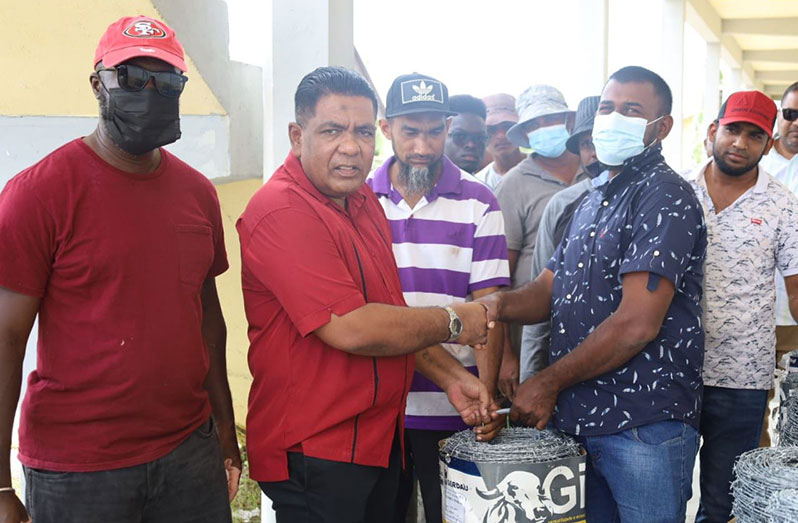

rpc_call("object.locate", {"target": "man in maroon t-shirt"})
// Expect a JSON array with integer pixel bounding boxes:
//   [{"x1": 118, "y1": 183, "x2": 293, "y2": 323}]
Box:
[
  {"x1": 238, "y1": 67, "x2": 501, "y2": 522},
  {"x1": 0, "y1": 16, "x2": 240, "y2": 523}
]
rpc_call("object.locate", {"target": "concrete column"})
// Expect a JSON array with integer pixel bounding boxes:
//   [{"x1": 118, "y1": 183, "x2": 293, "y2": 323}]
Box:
[
  {"x1": 660, "y1": 0, "x2": 686, "y2": 170},
  {"x1": 729, "y1": 67, "x2": 743, "y2": 92},
  {"x1": 704, "y1": 42, "x2": 721, "y2": 126},
  {"x1": 577, "y1": 0, "x2": 609, "y2": 93},
  {"x1": 264, "y1": 0, "x2": 355, "y2": 179}
]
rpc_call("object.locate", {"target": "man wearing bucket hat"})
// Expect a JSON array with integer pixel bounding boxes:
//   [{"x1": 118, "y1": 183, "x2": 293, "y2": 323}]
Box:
[
  {"x1": 479, "y1": 66, "x2": 707, "y2": 522},
  {"x1": 494, "y1": 85, "x2": 581, "y2": 385},
  {"x1": 476, "y1": 94, "x2": 526, "y2": 190},
  {"x1": 686, "y1": 90, "x2": 798, "y2": 523},
  {"x1": 519, "y1": 95, "x2": 602, "y2": 382},
  {"x1": 0, "y1": 15, "x2": 241, "y2": 523},
  {"x1": 369, "y1": 73, "x2": 509, "y2": 523}
]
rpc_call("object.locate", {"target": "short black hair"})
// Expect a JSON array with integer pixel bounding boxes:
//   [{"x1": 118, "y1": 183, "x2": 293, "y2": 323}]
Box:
[
  {"x1": 783, "y1": 81, "x2": 798, "y2": 103},
  {"x1": 294, "y1": 66, "x2": 378, "y2": 125},
  {"x1": 608, "y1": 66, "x2": 673, "y2": 116},
  {"x1": 449, "y1": 95, "x2": 487, "y2": 120}
]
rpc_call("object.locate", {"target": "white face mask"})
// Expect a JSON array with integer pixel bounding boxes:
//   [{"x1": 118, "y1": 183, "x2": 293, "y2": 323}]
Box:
[{"x1": 592, "y1": 112, "x2": 663, "y2": 166}]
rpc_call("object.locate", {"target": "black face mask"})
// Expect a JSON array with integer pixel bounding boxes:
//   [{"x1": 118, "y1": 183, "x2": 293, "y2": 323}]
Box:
[
  {"x1": 101, "y1": 85, "x2": 181, "y2": 155},
  {"x1": 584, "y1": 161, "x2": 604, "y2": 179}
]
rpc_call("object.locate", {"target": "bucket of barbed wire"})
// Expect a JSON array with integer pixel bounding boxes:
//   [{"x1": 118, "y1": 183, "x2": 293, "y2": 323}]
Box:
[{"x1": 439, "y1": 427, "x2": 587, "y2": 523}]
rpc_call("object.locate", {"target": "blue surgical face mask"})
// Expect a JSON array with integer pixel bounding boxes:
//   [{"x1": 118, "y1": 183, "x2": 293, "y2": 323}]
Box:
[
  {"x1": 592, "y1": 112, "x2": 664, "y2": 166},
  {"x1": 527, "y1": 124, "x2": 570, "y2": 158}
]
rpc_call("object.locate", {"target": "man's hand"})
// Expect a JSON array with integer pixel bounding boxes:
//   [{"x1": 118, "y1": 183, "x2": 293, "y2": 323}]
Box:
[
  {"x1": 509, "y1": 372, "x2": 561, "y2": 430},
  {"x1": 498, "y1": 346, "x2": 519, "y2": 400},
  {"x1": 449, "y1": 302, "x2": 490, "y2": 346},
  {"x1": 0, "y1": 491, "x2": 31, "y2": 523},
  {"x1": 224, "y1": 459, "x2": 242, "y2": 502},
  {"x1": 443, "y1": 373, "x2": 491, "y2": 427},
  {"x1": 216, "y1": 422, "x2": 243, "y2": 502},
  {"x1": 475, "y1": 400, "x2": 505, "y2": 442},
  {"x1": 474, "y1": 291, "x2": 501, "y2": 327}
]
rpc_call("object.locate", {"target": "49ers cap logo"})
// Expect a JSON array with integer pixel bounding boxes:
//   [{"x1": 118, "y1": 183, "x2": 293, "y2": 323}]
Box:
[{"x1": 123, "y1": 20, "x2": 167, "y2": 39}]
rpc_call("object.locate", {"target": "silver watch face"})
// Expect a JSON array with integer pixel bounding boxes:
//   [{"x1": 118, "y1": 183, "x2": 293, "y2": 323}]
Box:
[{"x1": 451, "y1": 317, "x2": 463, "y2": 337}]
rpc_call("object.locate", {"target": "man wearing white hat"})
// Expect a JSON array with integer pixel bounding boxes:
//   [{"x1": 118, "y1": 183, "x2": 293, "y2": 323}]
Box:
[{"x1": 494, "y1": 85, "x2": 582, "y2": 372}]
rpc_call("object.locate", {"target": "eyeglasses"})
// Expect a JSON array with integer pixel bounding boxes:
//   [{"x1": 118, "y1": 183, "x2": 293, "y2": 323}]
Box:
[
  {"x1": 98, "y1": 64, "x2": 188, "y2": 98},
  {"x1": 448, "y1": 131, "x2": 488, "y2": 147},
  {"x1": 783, "y1": 108, "x2": 798, "y2": 122}
]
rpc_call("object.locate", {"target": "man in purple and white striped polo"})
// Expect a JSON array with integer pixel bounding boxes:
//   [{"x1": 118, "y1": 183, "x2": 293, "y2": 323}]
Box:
[{"x1": 368, "y1": 73, "x2": 511, "y2": 523}]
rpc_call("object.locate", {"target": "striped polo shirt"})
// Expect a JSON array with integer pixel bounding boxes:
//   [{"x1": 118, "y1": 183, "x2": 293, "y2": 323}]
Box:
[{"x1": 368, "y1": 155, "x2": 511, "y2": 430}]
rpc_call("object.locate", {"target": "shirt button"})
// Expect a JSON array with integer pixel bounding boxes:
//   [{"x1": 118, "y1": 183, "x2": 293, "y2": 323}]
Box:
[
  {"x1": 653, "y1": 250, "x2": 661, "y2": 256},
  {"x1": 566, "y1": 293, "x2": 572, "y2": 299},
  {"x1": 559, "y1": 328, "x2": 566, "y2": 334},
  {"x1": 589, "y1": 231, "x2": 596, "y2": 237},
  {"x1": 577, "y1": 262, "x2": 584, "y2": 268},
  {"x1": 602, "y1": 200, "x2": 609, "y2": 207}
]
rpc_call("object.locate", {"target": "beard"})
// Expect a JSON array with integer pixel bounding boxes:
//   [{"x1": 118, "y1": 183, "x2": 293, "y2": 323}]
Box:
[
  {"x1": 713, "y1": 148, "x2": 762, "y2": 177},
  {"x1": 397, "y1": 157, "x2": 440, "y2": 194}
]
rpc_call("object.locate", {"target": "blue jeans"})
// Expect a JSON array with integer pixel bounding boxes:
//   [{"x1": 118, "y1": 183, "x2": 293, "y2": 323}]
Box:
[
  {"x1": 574, "y1": 419, "x2": 699, "y2": 523},
  {"x1": 697, "y1": 386, "x2": 768, "y2": 523},
  {"x1": 24, "y1": 418, "x2": 231, "y2": 523}
]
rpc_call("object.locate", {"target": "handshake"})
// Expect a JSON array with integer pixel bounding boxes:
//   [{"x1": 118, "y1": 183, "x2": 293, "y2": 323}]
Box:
[{"x1": 446, "y1": 292, "x2": 502, "y2": 347}]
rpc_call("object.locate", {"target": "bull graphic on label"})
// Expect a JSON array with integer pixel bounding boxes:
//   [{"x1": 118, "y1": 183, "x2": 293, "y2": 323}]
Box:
[{"x1": 476, "y1": 471, "x2": 553, "y2": 523}]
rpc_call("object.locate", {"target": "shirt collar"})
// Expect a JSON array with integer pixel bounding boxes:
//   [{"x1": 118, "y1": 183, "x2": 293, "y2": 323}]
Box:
[
  {"x1": 371, "y1": 155, "x2": 463, "y2": 203},
  {"x1": 594, "y1": 143, "x2": 666, "y2": 194},
  {"x1": 282, "y1": 151, "x2": 367, "y2": 215},
  {"x1": 689, "y1": 157, "x2": 769, "y2": 195}
]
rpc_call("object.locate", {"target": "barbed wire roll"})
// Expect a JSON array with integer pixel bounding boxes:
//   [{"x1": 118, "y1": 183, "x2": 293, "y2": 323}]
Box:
[
  {"x1": 767, "y1": 488, "x2": 798, "y2": 523},
  {"x1": 440, "y1": 427, "x2": 582, "y2": 464},
  {"x1": 781, "y1": 395, "x2": 798, "y2": 446},
  {"x1": 779, "y1": 374, "x2": 798, "y2": 446},
  {"x1": 732, "y1": 447, "x2": 798, "y2": 522}
]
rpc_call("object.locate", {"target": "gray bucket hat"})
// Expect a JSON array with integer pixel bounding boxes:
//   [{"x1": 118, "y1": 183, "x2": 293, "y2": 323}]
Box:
[
  {"x1": 565, "y1": 95, "x2": 601, "y2": 154},
  {"x1": 507, "y1": 85, "x2": 574, "y2": 148}
]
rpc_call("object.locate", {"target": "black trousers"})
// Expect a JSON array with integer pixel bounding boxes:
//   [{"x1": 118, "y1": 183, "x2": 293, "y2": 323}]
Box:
[
  {"x1": 393, "y1": 429, "x2": 455, "y2": 523},
  {"x1": 25, "y1": 419, "x2": 231, "y2": 523},
  {"x1": 260, "y1": 437, "x2": 401, "y2": 523}
]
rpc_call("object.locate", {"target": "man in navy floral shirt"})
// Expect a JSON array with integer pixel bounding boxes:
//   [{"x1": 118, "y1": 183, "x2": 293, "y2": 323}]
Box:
[{"x1": 480, "y1": 66, "x2": 707, "y2": 523}]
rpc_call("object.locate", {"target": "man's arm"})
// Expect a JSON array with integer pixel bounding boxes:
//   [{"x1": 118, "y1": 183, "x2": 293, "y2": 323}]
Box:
[
  {"x1": 498, "y1": 325, "x2": 519, "y2": 400},
  {"x1": 200, "y1": 278, "x2": 241, "y2": 502},
  {"x1": 0, "y1": 286, "x2": 39, "y2": 523},
  {"x1": 507, "y1": 249, "x2": 519, "y2": 279},
  {"x1": 314, "y1": 301, "x2": 488, "y2": 357},
  {"x1": 509, "y1": 272, "x2": 675, "y2": 428},
  {"x1": 479, "y1": 269, "x2": 554, "y2": 327},
  {"x1": 785, "y1": 274, "x2": 798, "y2": 322},
  {"x1": 471, "y1": 287, "x2": 503, "y2": 399},
  {"x1": 414, "y1": 345, "x2": 501, "y2": 441}
]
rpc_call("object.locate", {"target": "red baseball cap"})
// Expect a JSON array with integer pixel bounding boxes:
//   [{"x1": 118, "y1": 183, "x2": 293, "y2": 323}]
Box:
[
  {"x1": 94, "y1": 16, "x2": 187, "y2": 72},
  {"x1": 717, "y1": 90, "x2": 777, "y2": 138}
]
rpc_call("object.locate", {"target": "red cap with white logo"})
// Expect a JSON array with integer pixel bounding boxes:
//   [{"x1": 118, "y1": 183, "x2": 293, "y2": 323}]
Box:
[{"x1": 94, "y1": 15, "x2": 187, "y2": 72}]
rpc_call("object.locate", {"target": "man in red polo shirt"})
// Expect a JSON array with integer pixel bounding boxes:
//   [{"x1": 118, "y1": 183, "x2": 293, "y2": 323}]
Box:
[{"x1": 237, "y1": 67, "x2": 496, "y2": 522}]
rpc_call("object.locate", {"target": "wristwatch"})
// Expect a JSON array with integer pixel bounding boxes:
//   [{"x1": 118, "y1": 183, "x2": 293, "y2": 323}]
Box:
[{"x1": 443, "y1": 306, "x2": 463, "y2": 342}]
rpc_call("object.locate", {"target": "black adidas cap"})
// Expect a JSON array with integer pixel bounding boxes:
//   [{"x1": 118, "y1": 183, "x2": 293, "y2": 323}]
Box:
[{"x1": 385, "y1": 73, "x2": 457, "y2": 118}]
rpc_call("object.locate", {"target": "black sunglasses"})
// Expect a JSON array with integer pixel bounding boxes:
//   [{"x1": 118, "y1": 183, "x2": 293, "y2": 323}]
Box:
[
  {"x1": 99, "y1": 64, "x2": 188, "y2": 98},
  {"x1": 448, "y1": 131, "x2": 488, "y2": 147},
  {"x1": 783, "y1": 108, "x2": 798, "y2": 122}
]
